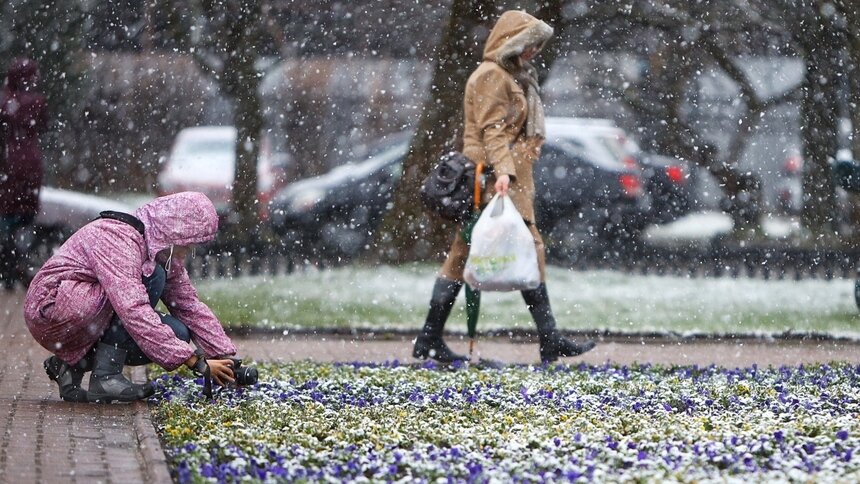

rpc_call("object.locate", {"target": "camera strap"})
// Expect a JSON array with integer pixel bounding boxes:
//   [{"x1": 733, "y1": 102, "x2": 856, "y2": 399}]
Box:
[
  {"x1": 99, "y1": 210, "x2": 145, "y2": 235},
  {"x1": 191, "y1": 350, "x2": 213, "y2": 399}
]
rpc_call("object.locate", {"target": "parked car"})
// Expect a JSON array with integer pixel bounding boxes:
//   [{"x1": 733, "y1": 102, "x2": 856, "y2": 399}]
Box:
[
  {"x1": 269, "y1": 121, "x2": 652, "y2": 261},
  {"x1": 544, "y1": 117, "x2": 696, "y2": 225},
  {"x1": 639, "y1": 152, "x2": 696, "y2": 223},
  {"x1": 537, "y1": 121, "x2": 652, "y2": 258},
  {"x1": 157, "y1": 126, "x2": 289, "y2": 221},
  {"x1": 268, "y1": 134, "x2": 409, "y2": 258},
  {"x1": 14, "y1": 187, "x2": 134, "y2": 285}
]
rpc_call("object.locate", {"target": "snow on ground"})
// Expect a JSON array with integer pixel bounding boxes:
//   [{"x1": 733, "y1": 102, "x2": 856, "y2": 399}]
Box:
[{"x1": 198, "y1": 264, "x2": 860, "y2": 338}]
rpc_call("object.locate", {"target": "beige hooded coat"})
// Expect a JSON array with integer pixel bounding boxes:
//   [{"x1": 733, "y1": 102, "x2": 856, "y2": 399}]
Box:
[{"x1": 440, "y1": 10, "x2": 553, "y2": 281}]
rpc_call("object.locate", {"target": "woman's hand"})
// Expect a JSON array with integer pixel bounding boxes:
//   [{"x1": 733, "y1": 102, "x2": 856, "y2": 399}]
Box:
[
  {"x1": 207, "y1": 359, "x2": 236, "y2": 386},
  {"x1": 495, "y1": 174, "x2": 511, "y2": 196}
]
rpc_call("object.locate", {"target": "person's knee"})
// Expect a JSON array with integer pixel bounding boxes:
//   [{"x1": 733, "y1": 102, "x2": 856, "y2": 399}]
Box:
[
  {"x1": 174, "y1": 323, "x2": 191, "y2": 342},
  {"x1": 161, "y1": 314, "x2": 191, "y2": 342}
]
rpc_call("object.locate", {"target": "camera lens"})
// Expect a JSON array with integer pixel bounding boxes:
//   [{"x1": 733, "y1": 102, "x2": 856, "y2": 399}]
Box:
[{"x1": 235, "y1": 366, "x2": 258, "y2": 386}]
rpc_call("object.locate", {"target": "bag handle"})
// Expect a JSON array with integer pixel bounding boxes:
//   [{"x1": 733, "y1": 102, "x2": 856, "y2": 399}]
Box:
[
  {"x1": 473, "y1": 162, "x2": 485, "y2": 210},
  {"x1": 489, "y1": 193, "x2": 505, "y2": 217}
]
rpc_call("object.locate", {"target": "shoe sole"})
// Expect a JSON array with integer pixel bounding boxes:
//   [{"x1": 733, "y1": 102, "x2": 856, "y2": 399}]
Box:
[{"x1": 88, "y1": 393, "x2": 149, "y2": 404}]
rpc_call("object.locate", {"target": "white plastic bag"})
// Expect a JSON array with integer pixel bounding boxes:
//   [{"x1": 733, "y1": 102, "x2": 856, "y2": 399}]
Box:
[{"x1": 463, "y1": 194, "x2": 540, "y2": 292}]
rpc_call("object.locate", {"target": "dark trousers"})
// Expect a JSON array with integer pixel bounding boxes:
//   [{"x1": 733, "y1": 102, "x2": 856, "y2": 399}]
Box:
[
  {"x1": 99, "y1": 264, "x2": 191, "y2": 365},
  {"x1": 0, "y1": 214, "x2": 34, "y2": 289}
]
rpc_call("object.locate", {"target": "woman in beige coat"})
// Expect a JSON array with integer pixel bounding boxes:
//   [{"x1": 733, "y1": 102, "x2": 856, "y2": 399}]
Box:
[{"x1": 413, "y1": 10, "x2": 596, "y2": 364}]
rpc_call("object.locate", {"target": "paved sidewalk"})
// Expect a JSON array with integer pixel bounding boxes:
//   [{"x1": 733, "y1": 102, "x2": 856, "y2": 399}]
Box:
[
  {"x1": 233, "y1": 332, "x2": 860, "y2": 367},
  {"x1": 3, "y1": 289, "x2": 860, "y2": 483},
  {"x1": 0, "y1": 291, "x2": 171, "y2": 484}
]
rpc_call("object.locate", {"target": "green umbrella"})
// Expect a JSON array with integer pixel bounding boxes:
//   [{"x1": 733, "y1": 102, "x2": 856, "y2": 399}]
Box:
[
  {"x1": 460, "y1": 211, "x2": 482, "y2": 359},
  {"x1": 465, "y1": 284, "x2": 481, "y2": 357}
]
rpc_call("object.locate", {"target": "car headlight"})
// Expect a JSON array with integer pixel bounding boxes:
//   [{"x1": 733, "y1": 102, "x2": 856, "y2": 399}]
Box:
[{"x1": 288, "y1": 188, "x2": 325, "y2": 214}]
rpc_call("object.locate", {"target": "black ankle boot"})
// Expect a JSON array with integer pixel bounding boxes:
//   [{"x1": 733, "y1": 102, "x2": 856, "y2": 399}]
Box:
[
  {"x1": 44, "y1": 356, "x2": 89, "y2": 402},
  {"x1": 522, "y1": 283, "x2": 596, "y2": 363},
  {"x1": 538, "y1": 332, "x2": 596, "y2": 363},
  {"x1": 88, "y1": 343, "x2": 154, "y2": 403},
  {"x1": 413, "y1": 278, "x2": 467, "y2": 363}
]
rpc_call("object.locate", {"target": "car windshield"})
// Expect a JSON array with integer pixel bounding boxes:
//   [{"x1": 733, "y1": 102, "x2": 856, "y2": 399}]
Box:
[
  {"x1": 174, "y1": 139, "x2": 234, "y2": 157},
  {"x1": 350, "y1": 132, "x2": 412, "y2": 160},
  {"x1": 598, "y1": 135, "x2": 627, "y2": 159},
  {"x1": 170, "y1": 139, "x2": 235, "y2": 173},
  {"x1": 339, "y1": 142, "x2": 408, "y2": 179},
  {"x1": 548, "y1": 137, "x2": 624, "y2": 170}
]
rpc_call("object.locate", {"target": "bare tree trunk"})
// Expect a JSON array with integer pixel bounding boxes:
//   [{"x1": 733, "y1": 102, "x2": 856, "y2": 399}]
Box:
[
  {"x1": 835, "y1": 0, "x2": 860, "y2": 238},
  {"x1": 534, "y1": 0, "x2": 563, "y2": 85},
  {"x1": 227, "y1": 71, "x2": 263, "y2": 248},
  {"x1": 799, "y1": 19, "x2": 841, "y2": 241},
  {"x1": 374, "y1": 0, "x2": 497, "y2": 263},
  {"x1": 197, "y1": 0, "x2": 264, "y2": 250}
]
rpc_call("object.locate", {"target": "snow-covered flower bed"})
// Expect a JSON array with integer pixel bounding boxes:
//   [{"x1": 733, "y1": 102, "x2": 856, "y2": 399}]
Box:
[{"x1": 152, "y1": 361, "x2": 860, "y2": 482}]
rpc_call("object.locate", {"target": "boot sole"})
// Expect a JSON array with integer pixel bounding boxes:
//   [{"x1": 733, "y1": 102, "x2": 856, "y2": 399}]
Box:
[
  {"x1": 413, "y1": 352, "x2": 467, "y2": 365},
  {"x1": 87, "y1": 392, "x2": 150, "y2": 404}
]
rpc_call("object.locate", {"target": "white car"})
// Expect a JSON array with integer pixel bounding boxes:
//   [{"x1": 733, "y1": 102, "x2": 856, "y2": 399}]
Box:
[
  {"x1": 157, "y1": 126, "x2": 289, "y2": 219},
  {"x1": 12, "y1": 188, "x2": 136, "y2": 286},
  {"x1": 36, "y1": 187, "x2": 133, "y2": 233}
]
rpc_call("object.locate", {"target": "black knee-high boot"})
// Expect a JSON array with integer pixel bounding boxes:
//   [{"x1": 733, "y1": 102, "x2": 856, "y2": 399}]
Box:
[
  {"x1": 413, "y1": 278, "x2": 467, "y2": 363},
  {"x1": 522, "y1": 283, "x2": 595, "y2": 363}
]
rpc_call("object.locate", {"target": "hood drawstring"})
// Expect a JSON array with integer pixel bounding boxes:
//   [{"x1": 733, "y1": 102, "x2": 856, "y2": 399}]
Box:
[{"x1": 165, "y1": 245, "x2": 174, "y2": 272}]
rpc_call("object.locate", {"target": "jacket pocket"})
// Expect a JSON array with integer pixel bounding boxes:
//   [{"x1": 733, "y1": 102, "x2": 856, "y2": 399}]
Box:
[{"x1": 51, "y1": 280, "x2": 106, "y2": 325}]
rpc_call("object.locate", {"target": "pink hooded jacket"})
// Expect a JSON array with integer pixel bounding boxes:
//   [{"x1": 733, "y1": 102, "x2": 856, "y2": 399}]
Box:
[{"x1": 24, "y1": 192, "x2": 236, "y2": 370}]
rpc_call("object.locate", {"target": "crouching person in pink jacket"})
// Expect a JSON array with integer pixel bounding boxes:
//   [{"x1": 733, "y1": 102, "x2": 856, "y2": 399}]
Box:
[{"x1": 24, "y1": 192, "x2": 238, "y2": 403}]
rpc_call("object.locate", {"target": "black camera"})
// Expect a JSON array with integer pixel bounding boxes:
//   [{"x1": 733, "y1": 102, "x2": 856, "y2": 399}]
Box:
[{"x1": 229, "y1": 358, "x2": 258, "y2": 386}]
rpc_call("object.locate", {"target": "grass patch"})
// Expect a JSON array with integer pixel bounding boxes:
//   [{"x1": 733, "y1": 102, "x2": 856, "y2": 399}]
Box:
[{"x1": 195, "y1": 264, "x2": 860, "y2": 338}]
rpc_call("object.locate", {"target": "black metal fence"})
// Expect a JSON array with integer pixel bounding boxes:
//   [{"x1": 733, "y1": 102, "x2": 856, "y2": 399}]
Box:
[
  {"x1": 184, "y1": 245, "x2": 860, "y2": 281},
  {"x1": 563, "y1": 246, "x2": 860, "y2": 280}
]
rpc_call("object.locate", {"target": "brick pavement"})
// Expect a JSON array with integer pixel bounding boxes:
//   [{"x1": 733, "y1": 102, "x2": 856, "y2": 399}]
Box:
[
  {"x1": 0, "y1": 291, "x2": 170, "y2": 484},
  {"x1": 3, "y1": 289, "x2": 860, "y2": 483},
  {"x1": 232, "y1": 332, "x2": 860, "y2": 367}
]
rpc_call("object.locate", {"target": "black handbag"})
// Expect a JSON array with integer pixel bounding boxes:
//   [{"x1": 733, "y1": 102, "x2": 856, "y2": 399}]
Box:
[{"x1": 420, "y1": 151, "x2": 482, "y2": 223}]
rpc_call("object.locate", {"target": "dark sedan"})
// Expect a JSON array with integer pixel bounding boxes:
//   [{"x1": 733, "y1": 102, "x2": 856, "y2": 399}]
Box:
[
  {"x1": 269, "y1": 127, "x2": 651, "y2": 261},
  {"x1": 638, "y1": 152, "x2": 696, "y2": 224}
]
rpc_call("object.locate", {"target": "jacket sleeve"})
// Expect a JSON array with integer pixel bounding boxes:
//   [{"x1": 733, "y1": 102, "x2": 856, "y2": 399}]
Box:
[
  {"x1": 87, "y1": 225, "x2": 195, "y2": 370},
  {"x1": 160, "y1": 263, "x2": 237, "y2": 359},
  {"x1": 472, "y1": 68, "x2": 518, "y2": 179}
]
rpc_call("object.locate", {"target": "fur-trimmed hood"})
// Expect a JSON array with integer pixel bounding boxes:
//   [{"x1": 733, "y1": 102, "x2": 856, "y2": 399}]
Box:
[{"x1": 483, "y1": 10, "x2": 553, "y2": 71}]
